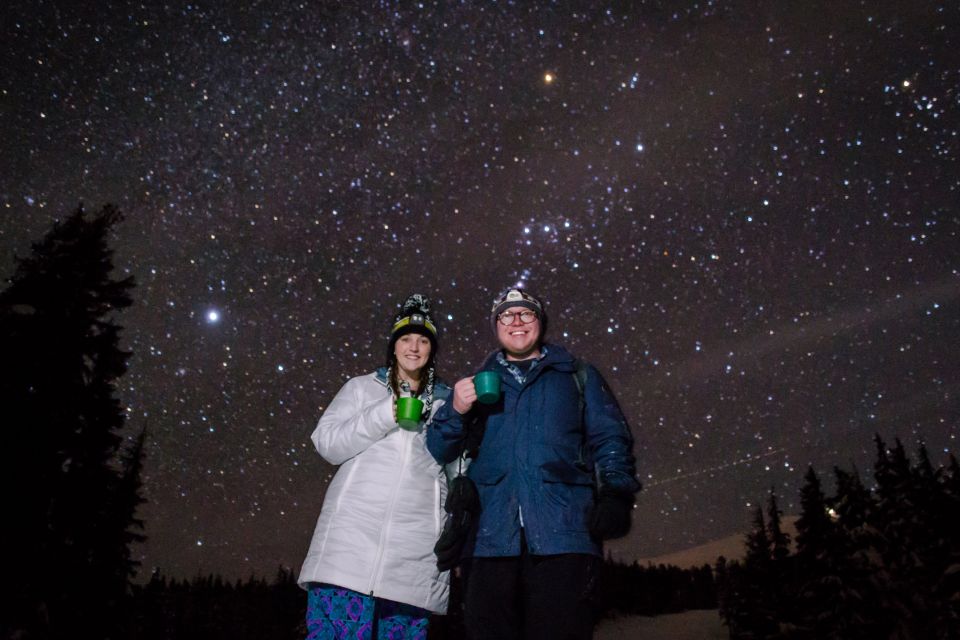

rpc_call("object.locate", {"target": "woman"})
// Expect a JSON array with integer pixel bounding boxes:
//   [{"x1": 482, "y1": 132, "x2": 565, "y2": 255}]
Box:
[{"x1": 298, "y1": 294, "x2": 451, "y2": 639}]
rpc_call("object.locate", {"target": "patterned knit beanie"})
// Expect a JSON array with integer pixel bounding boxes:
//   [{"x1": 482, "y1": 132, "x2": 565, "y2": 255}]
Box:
[
  {"x1": 489, "y1": 288, "x2": 546, "y2": 336},
  {"x1": 389, "y1": 293, "x2": 439, "y2": 354}
]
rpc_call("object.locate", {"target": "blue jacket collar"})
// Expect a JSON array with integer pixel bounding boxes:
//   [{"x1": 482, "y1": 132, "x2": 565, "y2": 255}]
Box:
[{"x1": 480, "y1": 343, "x2": 576, "y2": 388}]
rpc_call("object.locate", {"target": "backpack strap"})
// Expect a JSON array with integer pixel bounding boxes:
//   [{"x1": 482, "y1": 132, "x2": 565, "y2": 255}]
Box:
[
  {"x1": 572, "y1": 359, "x2": 588, "y2": 416},
  {"x1": 572, "y1": 359, "x2": 593, "y2": 473}
]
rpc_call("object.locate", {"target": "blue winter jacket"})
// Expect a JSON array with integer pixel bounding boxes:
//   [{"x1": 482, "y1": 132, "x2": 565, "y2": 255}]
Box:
[{"x1": 426, "y1": 344, "x2": 641, "y2": 557}]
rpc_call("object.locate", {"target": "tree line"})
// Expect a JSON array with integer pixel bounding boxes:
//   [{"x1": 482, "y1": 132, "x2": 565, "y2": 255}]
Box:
[
  {"x1": 127, "y1": 568, "x2": 305, "y2": 640},
  {"x1": 717, "y1": 438, "x2": 960, "y2": 639},
  {"x1": 125, "y1": 559, "x2": 715, "y2": 640}
]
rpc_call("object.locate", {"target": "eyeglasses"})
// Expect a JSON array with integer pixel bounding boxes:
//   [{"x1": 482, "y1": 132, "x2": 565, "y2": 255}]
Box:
[{"x1": 497, "y1": 310, "x2": 539, "y2": 325}]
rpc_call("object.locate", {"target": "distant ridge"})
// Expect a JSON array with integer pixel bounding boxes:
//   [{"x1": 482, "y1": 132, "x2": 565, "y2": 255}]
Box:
[{"x1": 606, "y1": 516, "x2": 799, "y2": 570}]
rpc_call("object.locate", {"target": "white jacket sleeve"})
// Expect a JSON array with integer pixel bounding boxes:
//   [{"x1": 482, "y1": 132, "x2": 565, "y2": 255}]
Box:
[{"x1": 311, "y1": 377, "x2": 395, "y2": 465}]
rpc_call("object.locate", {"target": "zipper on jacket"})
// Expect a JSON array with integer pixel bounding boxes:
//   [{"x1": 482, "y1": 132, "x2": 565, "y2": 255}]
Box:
[{"x1": 367, "y1": 427, "x2": 413, "y2": 596}]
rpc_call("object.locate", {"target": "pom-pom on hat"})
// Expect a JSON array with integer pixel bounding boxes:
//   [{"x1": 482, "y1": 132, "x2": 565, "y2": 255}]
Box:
[
  {"x1": 389, "y1": 293, "x2": 439, "y2": 354},
  {"x1": 490, "y1": 288, "x2": 546, "y2": 334}
]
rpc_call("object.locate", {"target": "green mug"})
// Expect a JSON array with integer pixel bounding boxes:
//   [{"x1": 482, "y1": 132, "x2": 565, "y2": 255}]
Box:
[
  {"x1": 396, "y1": 396, "x2": 424, "y2": 430},
  {"x1": 474, "y1": 371, "x2": 501, "y2": 404}
]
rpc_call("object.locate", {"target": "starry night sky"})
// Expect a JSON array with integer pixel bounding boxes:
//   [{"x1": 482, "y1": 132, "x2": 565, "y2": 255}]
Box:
[{"x1": 2, "y1": 1, "x2": 958, "y2": 581}]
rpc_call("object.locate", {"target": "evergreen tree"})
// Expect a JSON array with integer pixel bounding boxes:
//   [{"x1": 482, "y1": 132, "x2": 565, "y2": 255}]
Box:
[
  {"x1": 113, "y1": 425, "x2": 149, "y2": 632},
  {"x1": 872, "y1": 439, "x2": 958, "y2": 639},
  {"x1": 767, "y1": 490, "x2": 791, "y2": 565},
  {"x1": 871, "y1": 437, "x2": 928, "y2": 639},
  {"x1": 831, "y1": 465, "x2": 870, "y2": 528},
  {"x1": 714, "y1": 555, "x2": 733, "y2": 627},
  {"x1": 939, "y1": 454, "x2": 960, "y2": 636},
  {"x1": 791, "y1": 466, "x2": 843, "y2": 637},
  {"x1": 826, "y1": 465, "x2": 886, "y2": 639},
  {"x1": 913, "y1": 445, "x2": 960, "y2": 638},
  {"x1": 945, "y1": 455, "x2": 960, "y2": 499},
  {"x1": 765, "y1": 491, "x2": 791, "y2": 628},
  {"x1": 737, "y1": 505, "x2": 779, "y2": 638},
  {"x1": 745, "y1": 505, "x2": 771, "y2": 566},
  {"x1": 795, "y1": 466, "x2": 832, "y2": 563},
  {"x1": 0, "y1": 204, "x2": 140, "y2": 638}
]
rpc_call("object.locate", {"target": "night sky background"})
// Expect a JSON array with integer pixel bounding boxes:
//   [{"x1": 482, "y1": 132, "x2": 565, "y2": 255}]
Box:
[{"x1": 2, "y1": 1, "x2": 958, "y2": 582}]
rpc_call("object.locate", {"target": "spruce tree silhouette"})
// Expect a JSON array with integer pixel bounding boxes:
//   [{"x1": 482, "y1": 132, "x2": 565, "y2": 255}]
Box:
[
  {"x1": 793, "y1": 466, "x2": 845, "y2": 637},
  {"x1": 0, "y1": 204, "x2": 141, "y2": 639},
  {"x1": 733, "y1": 505, "x2": 779, "y2": 639},
  {"x1": 765, "y1": 491, "x2": 791, "y2": 628},
  {"x1": 795, "y1": 466, "x2": 832, "y2": 565}
]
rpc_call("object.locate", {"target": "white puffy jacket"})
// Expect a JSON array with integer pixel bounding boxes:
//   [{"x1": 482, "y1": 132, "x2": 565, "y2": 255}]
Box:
[{"x1": 297, "y1": 369, "x2": 450, "y2": 613}]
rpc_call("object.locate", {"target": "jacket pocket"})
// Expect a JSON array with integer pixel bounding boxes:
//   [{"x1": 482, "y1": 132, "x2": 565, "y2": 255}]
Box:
[
  {"x1": 540, "y1": 452, "x2": 594, "y2": 531},
  {"x1": 541, "y1": 456, "x2": 594, "y2": 486}
]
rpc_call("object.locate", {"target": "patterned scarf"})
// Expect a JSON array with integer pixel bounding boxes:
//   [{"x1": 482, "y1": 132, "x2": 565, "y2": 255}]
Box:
[{"x1": 495, "y1": 346, "x2": 549, "y2": 385}]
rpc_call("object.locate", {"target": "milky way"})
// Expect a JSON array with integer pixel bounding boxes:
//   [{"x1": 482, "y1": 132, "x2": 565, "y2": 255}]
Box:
[{"x1": 2, "y1": 1, "x2": 958, "y2": 580}]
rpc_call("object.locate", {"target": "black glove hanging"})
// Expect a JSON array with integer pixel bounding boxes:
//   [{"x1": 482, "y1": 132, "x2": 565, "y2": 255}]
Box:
[
  {"x1": 589, "y1": 490, "x2": 633, "y2": 542},
  {"x1": 434, "y1": 474, "x2": 480, "y2": 571}
]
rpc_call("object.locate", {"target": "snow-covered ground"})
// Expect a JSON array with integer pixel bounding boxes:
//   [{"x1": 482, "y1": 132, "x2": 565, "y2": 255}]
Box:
[{"x1": 595, "y1": 609, "x2": 727, "y2": 640}]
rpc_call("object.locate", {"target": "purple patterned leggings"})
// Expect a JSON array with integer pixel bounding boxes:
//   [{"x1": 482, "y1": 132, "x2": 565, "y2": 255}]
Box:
[{"x1": 306, "y1": 583, "x2": 430, "y2": 640}]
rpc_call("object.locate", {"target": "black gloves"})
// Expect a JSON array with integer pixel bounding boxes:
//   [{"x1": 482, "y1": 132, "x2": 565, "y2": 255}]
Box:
[
  {"x1": 589, "y1": 491, "x2": 633, "y2": 541},
  {"x1": 434, "y1": 475, "x2": 480, "y2": 571}
]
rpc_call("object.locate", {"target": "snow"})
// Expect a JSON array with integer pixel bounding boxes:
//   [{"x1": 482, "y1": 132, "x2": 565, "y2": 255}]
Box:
[{"x1": 595, "y1": 609, "x2": 727, "y2": 640}]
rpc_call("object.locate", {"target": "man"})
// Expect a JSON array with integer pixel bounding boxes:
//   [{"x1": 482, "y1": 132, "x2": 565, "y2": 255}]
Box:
[{"x1": 427, "y1": 288, "x2": 641, "y2": 640}]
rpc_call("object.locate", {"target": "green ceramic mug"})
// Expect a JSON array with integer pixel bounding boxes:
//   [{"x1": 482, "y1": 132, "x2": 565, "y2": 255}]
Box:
[
  {"x1": 474, "y1": 371, "x2": 501, "y2": 404},
  {"x1": 396, "y1": 396, "x2": 424, "y2": 430}
]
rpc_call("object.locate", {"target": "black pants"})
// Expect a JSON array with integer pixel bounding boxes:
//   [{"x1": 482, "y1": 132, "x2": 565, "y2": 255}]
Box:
[{"x1": 462, "y1": 534, "x2": 599, "y2": 640}]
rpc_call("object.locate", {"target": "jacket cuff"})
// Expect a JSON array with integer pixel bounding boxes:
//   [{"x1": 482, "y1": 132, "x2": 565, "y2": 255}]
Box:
[{"x1": 596, "y1": 471, "x2": 643, "y2": 496}]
